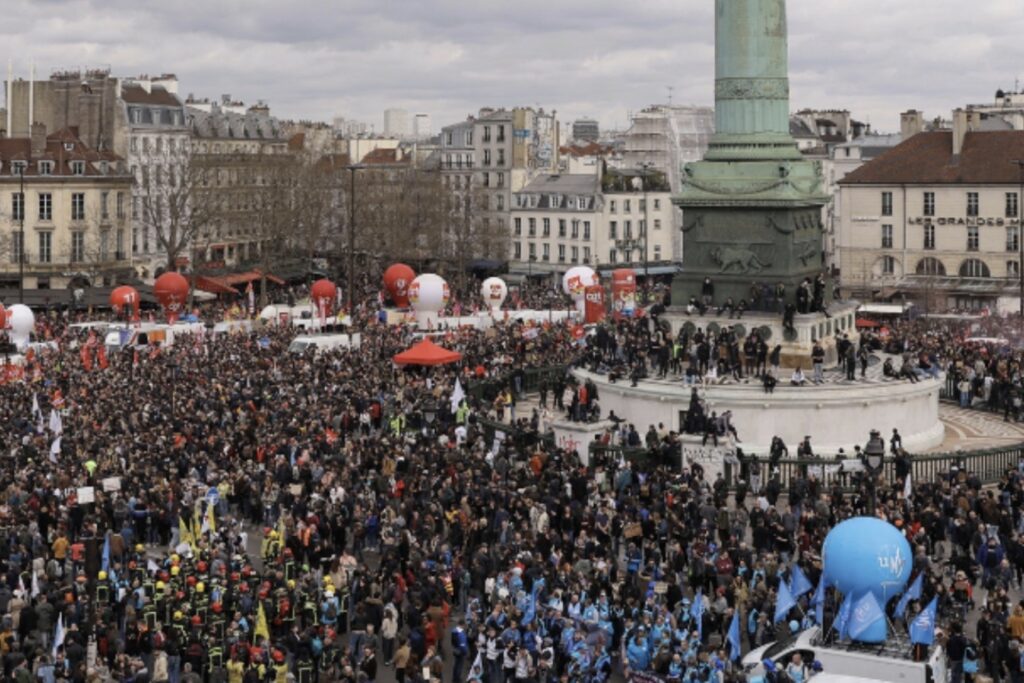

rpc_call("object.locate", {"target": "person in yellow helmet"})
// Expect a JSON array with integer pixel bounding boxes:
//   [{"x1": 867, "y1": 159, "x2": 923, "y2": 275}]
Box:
[
  {"x1": 98, "y1": 570, "x2": 107, "y2": 581},
  {"x1": 196, "y1": 582, "x2": 205, "y2": 594}
]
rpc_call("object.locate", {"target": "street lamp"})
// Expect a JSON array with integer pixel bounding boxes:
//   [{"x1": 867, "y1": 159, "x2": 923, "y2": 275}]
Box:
[
  {"x1": 863, "y1": 429, "x2": 886, "y2": 514},
  {"x1": 18, "y1": 165, "x2": 25, "y2": 304},
  {"x1": 528, "y1": 253, "x2": 537, "y2": 279},
  {"x1": 638, "y1": 162, "x2": 654, "y2": 304},
  {"x1": 168, "y1": 361, "x2": 180, "y2": 417},
  {"x1": 346, "y1": 164, "x2": 367, "y2": 313}
]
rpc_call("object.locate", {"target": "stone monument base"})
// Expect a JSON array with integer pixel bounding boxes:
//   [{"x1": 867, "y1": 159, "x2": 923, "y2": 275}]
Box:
[
  {"x1": 549, "y1": 418, "x2": 615, "y2": 466},
  {"x1": 661, "y1": 300, "x2": 858, "y2": 368}
]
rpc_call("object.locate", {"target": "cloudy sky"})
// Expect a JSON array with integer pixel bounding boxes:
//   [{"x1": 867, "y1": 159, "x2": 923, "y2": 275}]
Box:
[{"x1": 4, "y1": 0, "x2": 1023, "y2": 135}]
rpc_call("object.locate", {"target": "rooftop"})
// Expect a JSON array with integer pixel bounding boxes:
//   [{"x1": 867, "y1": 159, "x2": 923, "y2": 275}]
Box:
[
  {"x1": 120, "y1": 84, "x2": 182, "y2": 107},
  {"x1": 841, "y1": 130, "x2": 1024, "y2": 185},
  {"x1": 519, "y1": 174, "x2": 599, "y2": 195}
]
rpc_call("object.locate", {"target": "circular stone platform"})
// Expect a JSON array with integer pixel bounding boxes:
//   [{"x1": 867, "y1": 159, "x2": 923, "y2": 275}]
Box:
[{"x1": 574, "y1": 361, "x2": 944, "y2": 455}]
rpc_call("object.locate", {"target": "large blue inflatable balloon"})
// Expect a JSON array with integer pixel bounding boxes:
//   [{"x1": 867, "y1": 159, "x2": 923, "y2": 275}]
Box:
[{"x1": 822, "y1": 517, "x2": 911, "y2": 643}]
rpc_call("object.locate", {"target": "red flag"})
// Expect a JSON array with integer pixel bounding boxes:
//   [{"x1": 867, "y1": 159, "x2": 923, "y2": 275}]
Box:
[
  {"x1": 24, "y1": 348, "x2": 35, "y2": 365},
  {"x1": 97, "y1": 345, "x2": 109, "y2": 370},
  {"x1": 133, "y1": 350, "x2": 140, "y2": 366},
  {"x1": 52, "y1": 389, "x2": 64, "y2": 407},
  {"x1": 150, "y1": 346, "x2": 160, "y2": 359},
  {"x1": 325, "y1": 428, "x2": 338, "y2": 445},
  {"x1": 80, "y1": 346, "x2": 93, "y2": 371}
]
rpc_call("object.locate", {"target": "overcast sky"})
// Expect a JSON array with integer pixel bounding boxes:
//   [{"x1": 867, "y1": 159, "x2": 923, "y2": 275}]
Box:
[{"x1": 4, "y1": 0, "x2": 1024, "y2": 135}]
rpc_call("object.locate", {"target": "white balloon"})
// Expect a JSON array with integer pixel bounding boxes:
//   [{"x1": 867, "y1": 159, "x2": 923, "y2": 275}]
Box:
[
  {"x1": 7, "y1": 304, "x2": 33, "y2": 351},
  {"x1": 480, "y1": 277, "x2": 508, "y2": 310},
  {"x1": 259, "y1": 305, "x2": 279, "y2": 320},
  {"x1": 562, "y1": 266, "x2": 598, "y2": 300},
  {"x1": 408, "y1": 274, "x2": 450, "y2": 312}
]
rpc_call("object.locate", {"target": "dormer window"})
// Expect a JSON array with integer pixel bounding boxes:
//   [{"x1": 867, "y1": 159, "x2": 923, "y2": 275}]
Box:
[
  {"x1": 71, "y1": 161, "x2": 86, "y2": 176},
  {"x1": 11, "y1": 161, "x2": 26, "y2": 176},
  {"x1": 99, "y1": 161, "x2": 109, "y2": 175},
  {"x1": 38, "y1": 161, "x2": 53, "y2": 175}
]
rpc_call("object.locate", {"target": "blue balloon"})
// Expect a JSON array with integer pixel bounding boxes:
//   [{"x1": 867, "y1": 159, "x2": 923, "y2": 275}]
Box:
[{"x1": 822, "y1": 517, "x2": 911, "y2": 643}]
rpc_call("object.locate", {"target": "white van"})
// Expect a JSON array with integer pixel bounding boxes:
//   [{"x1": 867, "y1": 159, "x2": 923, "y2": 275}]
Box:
[
  {"x1": 287, "y1": 333, "x2": 362, "y2": 355},
  {"x1": 212, "y1": 320, "x2": 253, "y2": 336},
  {"x1": 104, "y1": 323, "x2": 178, "y2": 352},
  {"x1": 742, "y1": 627, "x2": 946, "y2": 683}
]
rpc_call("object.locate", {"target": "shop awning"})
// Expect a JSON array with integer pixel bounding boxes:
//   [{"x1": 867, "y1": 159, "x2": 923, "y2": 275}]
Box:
[
  {"x1": 195, "y1": 276, "x2": 240, "y2": 295},
  {"x1": 215, "y1": 270, "x2": 286, "y2": 287}
]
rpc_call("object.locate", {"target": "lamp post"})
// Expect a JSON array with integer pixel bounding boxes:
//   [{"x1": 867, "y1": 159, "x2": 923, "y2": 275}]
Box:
[
  {"x1": 863, "y1": 429, "x2": 886, "y2": 515},
  {"x1": 423, "y1": 399, "x2": 437, "y2": 436},
  {"x1": 346, "y1": 164, "x2": 366, "y2": 314},
  {"x1": 168, "y1": 361, "x2": 180, "y2": 417},
  {"x1": 1011, "y1": 160, "x2": 1024, "y2": 331},
  {"x1": 638, "y1": 162, "x2": 654, "y2": 304},
  {"x1": 528, "y1": 253, "x2": 536, "y2": 279},
  {"x1": 18, "y1": 165, "x2": 25, "y2": 304}
]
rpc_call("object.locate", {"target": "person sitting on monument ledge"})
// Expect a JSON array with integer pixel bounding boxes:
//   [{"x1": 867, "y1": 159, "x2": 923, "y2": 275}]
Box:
[
  {"x1": 774, "y1": 281, "x2": 786, "y2": 313},
  {"x1": 763, "y1": 369, "x2": 777, "y2": 394},
  {"x1": 750, "y1": 282, "x2": 763, "y2": 312},
  {"x1": 790, "y1": 365, "x2": 808, "y2": 386},
  {"x1": 686, "y1": 296, "x2": 701, "y2": 316},
  {"x1": 717, "y1": 297, "x2": 735, "y2": 317},
  {"x1": 783, "y1": 304, "x2": 796, "y2": 332}
]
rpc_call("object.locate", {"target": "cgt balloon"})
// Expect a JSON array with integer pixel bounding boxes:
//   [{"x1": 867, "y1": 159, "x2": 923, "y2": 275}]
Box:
[
  {"x1": 383, "y1": 264, "x2": 416, "y2": 308},
  {"x1": 408, "y1": 274, "x2": 450, "y2": 313},
  {"x1": 480, "y1": 277, "x2": 507, "y2": 311},
  {"x1": 822, "y1": 517, "x2": 911, "y2": 643}
]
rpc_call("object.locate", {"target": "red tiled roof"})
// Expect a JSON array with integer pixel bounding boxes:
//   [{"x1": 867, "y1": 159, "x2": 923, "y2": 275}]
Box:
[
  {"x1": 361, "y1": 147, "x2": 403, "y2": 164},
  {"x1": 0, "y1": 128, "x2": 122, "y2": 176},
  {"x1": 841, "y1": 131, "x2": 1024, "y2": 185},
  {"x1": 120, "y1": 84, "x2": 182, "y2": 107}
]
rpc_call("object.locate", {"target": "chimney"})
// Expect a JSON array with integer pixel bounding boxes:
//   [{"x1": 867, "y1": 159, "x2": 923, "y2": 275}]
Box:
[
  {"x1": 30, "y1": 122, "x2": 46, "y2": 156},
  {"x1": 952, "y1": 108, "x2": 980, "y2": 155},
  {"x1": 900, "y1": 110, "x2": 924, "y2": 140}
]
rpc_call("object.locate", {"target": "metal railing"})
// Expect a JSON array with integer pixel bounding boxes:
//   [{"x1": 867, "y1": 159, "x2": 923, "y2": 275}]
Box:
[{"x1": 466, "y1": 365, "x2": 567, "y2": 403}]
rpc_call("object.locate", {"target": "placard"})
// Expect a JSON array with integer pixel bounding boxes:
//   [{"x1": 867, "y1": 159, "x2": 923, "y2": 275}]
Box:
[
  {"x1": 77, "y1": 487, "x2": 95, "y2": 504},
  {"x1": 101, "y1": 477, "x2": 121, "y2": 492}
]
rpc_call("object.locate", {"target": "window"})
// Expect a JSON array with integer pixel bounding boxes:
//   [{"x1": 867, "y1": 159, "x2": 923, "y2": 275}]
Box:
[
  {"x1": 916, "y1": 257, "x2": 946, "y2": 275},
  {"x1": 967, "y1": 225, "x2": 980, "y2": 251},
  {"x1": 482, "y1": 173, "x2": 489, "y2": 187},
  {"x1": 497, "y1": 125, "x2": 505, "y2": 143},
  {"x1": 654, "y1": 245, "x2": 662, "y2": 260},
  {"x1": 38, "y1": 193, "x2": 52, "y2": 221},
  {"x1": 653, "y1": 199, "x2": 661, "y2": 210},
  {"x1": 446, "y1": 131, "x2": 453, "y2": 146},
  {"x1": 881, "y1": 255, "x2": 896, "y2": 275},
  {"x1": 624, "y1": 199, "x2": 631, "y2": 213},
  {"x1": 542, "y1": 243, "x2": 550, "y2": 261},
  {"x1": 624, "y1": 220, "x2": 632, "y2": 239},
  {"x1": 571, "y1": 220, "x2": 579, "y2": 238},
  {"x1": 132, "y1": 229, "x2": 138, "y2": 254},
  {"x1": 558, "y1": 219, "x2": 566, "y2": 238},
  {"x1": 609, "y1": 221, "x2": 617, "y2": 239},
  {"x1": 117, "y1": 192, "x2": 125, "y2": 219},
  {"x1": 1008, "y1": 192, "x2": 1019, "y2": 218},
  {"x1": 497, "y1": 149, "x2": 505, "y2": 166},
  {"x1": 609, "y1": 200, "x2": 616, "y2": 213},
  {"x1": 528, "y1": 242, "x2": 536, "y2": 258},
  {"x1": 38, "y1": 231, "x2": 51, "y2": 263},
  {"x1": 881, "y1": 191, "x2": 893, "y2": 216},
  {"x1": 38, "y1": 161, "x2": 53, "y2": 176},
  {"x1": 483, "y1": 150, "x2": 491, "y2": 166},
  {"x1": 571, "y1": 246, "x2": 579, "y2": 263},
  {"x1": 583, "y1": 221, "x2": 591, "y2": 240},
  {"x1": 514, "y1": 242, "x2": 522, "y2": 259},
  {"x1": 654, "y1": 219, "x2": 662, "y2": 230},
  {"x1": 960, "y1": 258, "x2": 990, "y2": 278},
  {"x1": 640, "y1": 220, "x2": 647, "y2": 237},
  {"x1": 71, "y1": 161, "x2": 85, "y2": 176},
  {"x1": 1009, "y1": 260, "x2": 1021, "y2": 278},
  {"x1": 528, "y1": 218, "x2": 536, "y2": 237},
  {"x1": 924, "y1": 223, "x2": 935, "y2": 250},
  {"x1": 11, "y1": 192, "x2": 23, "y2": 221},
  {"x1": 624, "y1": 249, "x2": 632, "y2": 262},
  {"x1": 609, "y1": 249, "x2": 617, "y2": 263},
  {"x1": 514, "y1": 218, "x2": 522, "y2": 236},
  {"x1": 71, "y1": 193, "x2": 85, "y2": 221},
  {"x1": 483, "y1": 126, "x2": 491, "y2": 143},
  {"x1": 1009, "y1": 226, "x2": 1020, "y2": 252},
  {"x1": 497, "y1": 173, "x2": 504, "y2": 187},
  {"x1": 923, "y1": 192, "x2": 935, "y2": 217},
  {"x1": 10, "y1": 232, "x2": 21, "y2": 264},
  {"x1": 583, "y1": 247, "x2": 591, "y2": 263},
  {"x1": 11, "y1": 161, "x2": 26, "y2": 175},
  {"x1": 558, "y1": 245, "x2": 566, "y2": 262},
  {"x1": 116, "y1": 229, "x2": 125, "y2": 260},
  {"x1": 543, "y1": 218, "x2": 550, "y2": 237},
  {"x1": 101, "y1": 191, "x2": 110, "y2": 219},
  {"x1": 881, "y1": 224, "x2": 893, "y2": 249},
  {"x1": 967, "y1": 192, "x2": 979, "y2": 217},
  {"x1": 99, "y1": 230, "x2": 109, "y2": 261},
  {"x1": 71, "y1": 231, "x2": 84, "y2": 262},
  {"x1": 496, "y1": 195, "x2": 504, "y2": 211},
  {"x1": 132, "y1": 196, "x2": 139, "y2": 220},
  {"x1": 639, "y1": 199, "x2": 646, "y2": 212},
  {"x1": 130, "y1": 138, "x2": 138, "y2": 153}
]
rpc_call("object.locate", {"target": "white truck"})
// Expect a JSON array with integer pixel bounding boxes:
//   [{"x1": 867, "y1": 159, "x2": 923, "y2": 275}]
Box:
[
  {"x1": 287, "y1": 333, "x2": 362, "y2": 355},
  {"x1": 742, "y1": 627, "x2": 946, "y2": 683}
]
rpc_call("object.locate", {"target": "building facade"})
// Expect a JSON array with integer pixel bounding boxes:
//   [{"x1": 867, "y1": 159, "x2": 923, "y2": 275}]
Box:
[
  {"x1": 838, "y1": 127, "x2": 1024, "y2": 311},
  {"x1": 509, "y1": 169, "x2": 676, "y2": 278},
  {"x1": 619, "y1": 105, "x2": 714, "y2": 193},
  {"x1": 0, "y1": 126, "x2": 132, "y2": 290},
  {"x1": 383, "y1": 109, "x2": 410, "y2": 139}
]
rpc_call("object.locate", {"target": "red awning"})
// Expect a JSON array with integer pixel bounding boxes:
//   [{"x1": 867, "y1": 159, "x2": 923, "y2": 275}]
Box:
[
  {"x1": 212, "y1": 270, "x2": 286, "y2": 287},
  {"x1": 195, "y1": 275, "x2": 239, "y2": 295},
  {"x1": 856, "y1": 318, "x2": 882, "y2": 329},
  {"x1": 392, "y1": 338, "x2": 463, "y2": 366}
]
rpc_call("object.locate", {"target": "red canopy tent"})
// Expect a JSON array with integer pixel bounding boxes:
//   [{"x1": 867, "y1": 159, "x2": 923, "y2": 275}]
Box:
[
  {"x1": 856, "y1": 318, "x2": 882, "y2": 329},
  {"x1": 392, "y1": 337, "x2": 463, "y2": 366}
]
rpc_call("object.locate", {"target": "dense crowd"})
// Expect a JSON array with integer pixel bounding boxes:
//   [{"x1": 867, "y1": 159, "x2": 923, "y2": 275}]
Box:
[{"x1": 1, "y1": 287, "x2": 1021, "y2": 683}]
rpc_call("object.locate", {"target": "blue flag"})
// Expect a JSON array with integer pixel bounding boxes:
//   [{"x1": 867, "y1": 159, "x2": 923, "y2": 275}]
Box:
[
  {"x1": 834, "y1": 594, "x2": 852, "y2": 639},
  {"x1": 774, "y1": 580, "x2": 796, "y2": 624},
  {"x1": 690, "y1": 591, "x2": 704, "y2": 640},
  {"x1": 848, "y1": 592, "x2": 885, "y2": 641},
  {"x1": 809, "y1": 578, "x2": 825, "y2": 625},
  {"x1": 909, "y1": 597, "x2": 938, "y2": 646},
  {"x1": 101, "y1": 534, "x2": 111, "y2": 573},
  {"x1": 523, "y1": 577, "x2": 545, "y2": 625},
  {"x1": 790, "y1": 565, "x2": 813, "y2": 598},
  {"x1": 895, "y1": 573, "x2": 923, "y2": 619},
  {"x1": 728, "y1": 610, "x2": 742, "y2": 661}
]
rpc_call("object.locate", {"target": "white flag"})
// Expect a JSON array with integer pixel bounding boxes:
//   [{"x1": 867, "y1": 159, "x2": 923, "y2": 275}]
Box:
[
  {"x1": 35, "y1": 412, "x2": 45, "y2": 436},
  {"x1": 49, "y1": 409, "x2": 62, "y2": 436},
  {"x1": 903, "y1": 471, "x2": 913, "y2": 502},
  {"x1": 147, "y1": 559, "x2": 160, "y2": 574},
  {"x1": 49, "y1": 437, "x2": 61, "y2": 464},
  {"x1": 31, "y1": 571, "x2": 39, "y2": 598},
  {"x1": 52, "y1": 613, "x2": 64, "y2": 658},
  {"x1": 31, "y1": 393, "x2": 41, "y2": 420},
  {"x1": 450, "y1": 378, "x2": 465, "y2": 413}
]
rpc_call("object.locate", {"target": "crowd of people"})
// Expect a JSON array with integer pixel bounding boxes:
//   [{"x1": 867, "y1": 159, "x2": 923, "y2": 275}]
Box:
[{"x1": 3, "y1": 276, "x2": 1024, "y2": 683}]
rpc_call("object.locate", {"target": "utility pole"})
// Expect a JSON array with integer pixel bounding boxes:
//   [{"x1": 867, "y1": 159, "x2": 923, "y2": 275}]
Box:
[
  {"x1": 346, "y1": 164, "x2": 365, "y2": 313},
  {"x1": 18, "y1": 166, "x2": 24, "y2": 304}
]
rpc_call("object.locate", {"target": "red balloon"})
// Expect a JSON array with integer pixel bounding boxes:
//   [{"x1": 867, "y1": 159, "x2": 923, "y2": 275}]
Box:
[
  {"x1": 0, "y1": 305, "x2": 6, "y2": 330},
  {"x1": 310, "y1": 279, "x2": 337, "y2": 306},
  {"x1": 153, "y1": 272, "x2": 189, "y2": 318},
  {"x1": 383, "y1": 264, "x2": 416, "y2": 308},
  {"x1": 109, "y1": 285, "x2": 141, "y2": 319}
]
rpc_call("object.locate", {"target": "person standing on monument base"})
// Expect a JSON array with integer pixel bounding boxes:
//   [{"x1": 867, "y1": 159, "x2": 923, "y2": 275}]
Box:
[
  {"x1": 701, "y1": 277, "x2": 714, "y2": 309},
  {"x1": 774, "y1": 281, "x2": 786, "y2": 313},
  {"x1": 811, "y1": 341, "x2": 825, "y2": 384}
]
